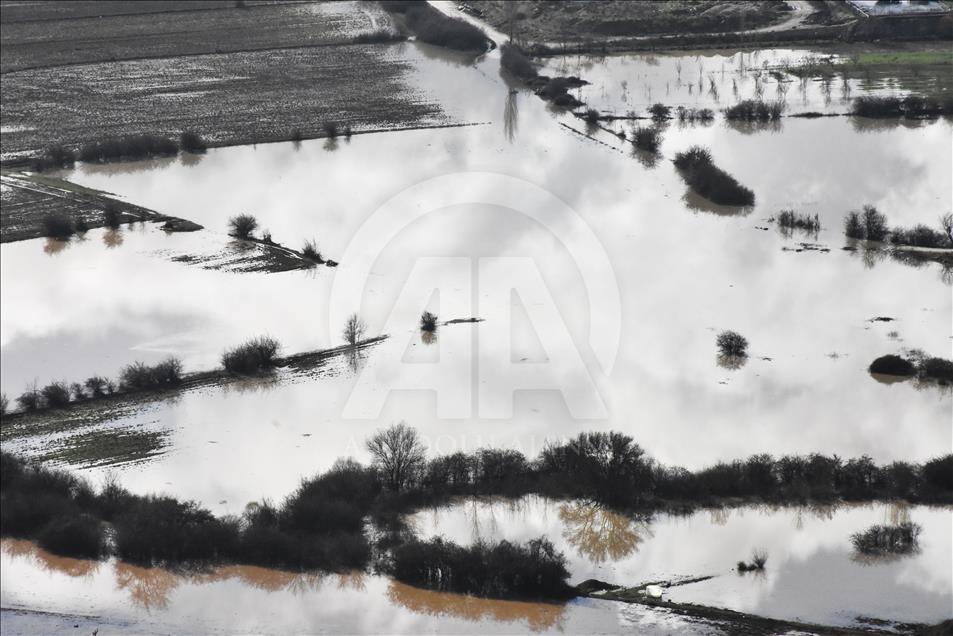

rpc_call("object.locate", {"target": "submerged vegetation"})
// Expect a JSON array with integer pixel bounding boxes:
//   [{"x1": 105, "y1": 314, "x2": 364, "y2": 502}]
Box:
[
  {"x1": 631, "y1": 127, "x2": 662, "y2": 153},
  {"x1": 846, "y1": 207, "x2": 952, "y2": 248},
  {"x1": 844, "y1": 205, "x2": 889, "y2": 242},
  {"x1": 724, "y1": 100, "x2": 784, "y2": 122},
  {"x1": 420, "y1": 311, "x2": 438, "y2": 332},
  {"x1": 673, "y1": 146, "x2": 754, "y2": 207},
  {"x1": 716, "y1": 331, "x2": 749, "y2": 358},
  {"x1": 851, "y1": 522, "x2": 922, "y2": 556},
  {"x1": 392, "y1": 537, "x2": 572, "y2": 599},
  {"x1": 869, "y1": 353, "x2": 953, "y2": 384},
  {"x1": 676, "y1": 106, "x2": 714, "y2": 123},
  {"x1": 851, "y1": 95, "x2": 953, "y2": 118},
  {"x1": 500, "y1": 43, "x2": 537, "y2": 79},
  {"x1": 737, "y1": 549, "x2": 768, "y2": 573},
  {"x1": 776, "y1": 210, "x2": 820, "y2": 235}
]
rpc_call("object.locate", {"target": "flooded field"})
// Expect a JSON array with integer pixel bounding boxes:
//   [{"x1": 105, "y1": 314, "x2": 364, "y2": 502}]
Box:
[
  {"x1": 1, "y1": 11, "x2": 951, "y2": 634},
  {"x1": 538, "y1": 45, "x2": 953, "y2": 115},
  {"x1": 409, "y1": 497, "x2": 952, "y2": 628}
]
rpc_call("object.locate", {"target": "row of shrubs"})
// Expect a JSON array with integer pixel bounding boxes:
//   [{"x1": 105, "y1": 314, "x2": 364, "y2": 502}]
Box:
[
  {"x1": 673, "y1": 146, "x2": 755, "y2": 207},
  {"x1": 7, "y1": 357, "x2": 183, "y2": 413},
  {"x1": 845, "y1": 206, "x2": 953, "y2": 248},
  {"x1": 42, "y1": 204, "x2": 123, "y2": 239},
  {"x1": 31, "y1": 132, "x2": 206, "y2": 171},
  {"x1": 724, "y1": 99, "x2": 784, "y2": 122},
  {"x1": 851, "y1": 95, "x2": 953, "y2": 119},
  {"x1": 5, "y1": 334, "x2": 287, "y2": 414},
  {"x1": 382, "y1": 0, "x2": 488, "y2": 51},
  {"x1": 869, "y1": 354, "x2": 953, "y2": 384},
  {"x1": 2, "y1": 429, "x2": 951, "y2": 593},
  {"x1": 363, "y1": 425, "x2": 953, "y2": 510}
]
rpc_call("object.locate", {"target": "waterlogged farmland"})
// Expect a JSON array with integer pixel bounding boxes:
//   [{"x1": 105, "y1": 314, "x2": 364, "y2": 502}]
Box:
[{"x1": 1, "y1": 3, "x2": 952, "y2": 634}]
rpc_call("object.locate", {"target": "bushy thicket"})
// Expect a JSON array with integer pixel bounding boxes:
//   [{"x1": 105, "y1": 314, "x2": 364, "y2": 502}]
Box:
[
  {"x1": 78, "y1": 134, "x2": 179, "y2": 163},
  {"x1": 30, "y1": 145, "x2": 76, "y2": 172},
  {"x1": 392, "y1": 537, "x2": 572, "y2": 599},
  {"x1": 500, "y1": 43, "x2": 537, "y2": 79},
  {"x1": 119, "y1": 357, "x2": 183, "y2": 390},
  {"x1": 179, "y1": 131, "x2": 207, "y2": 153},
  {"x1": 844, "y1": 205, "x2": 888, "y2": 241},
  {"x1": 221, "y1": 336, "x2": 281, "y2": 374},
  {"x1": 228, "y1": 214, "x2": 258, "y2": 239},
  {"x1": 851, "y1": 95, "x2": 953, "y2": 118},
  {"x1": 676, "y1": 107, "x2": 715, "y2": 123},
  {"x1": 1, "y1": 452, "x2": 372, "y2": 571},
  {"x1": 383, "y1": 0, "x2": 487, "y2": 51},
  {"x1": 869, "y1": 354, "x2": 953, "y2": 384},
  {"x1": 632, "y1": 127, "x2": 662, "y2": 153},
  {"x1": 851, "y1": 522, "x2": 921, "y2": 556},
  {"x1": 717, "y1": 330, "x2": 749, "y2": 357},
  {"x1": 673, "y1": 146, "x2": 755, "y2": 206},
  {"x1": 724, "y1": 100, "x2": 784, "y2": 121},
  {"x1": 889, "y1": 225, "x2": 950, "y2": 248},
  {"x1": 776, "y1": 210, "x2": 820, "y2": 234},
  {"x1": 42, "y1": 214, "x2": 75, "y2": 239},
  {"x1": 420, "y1": 311, "x2": 438, "y2": 332}
]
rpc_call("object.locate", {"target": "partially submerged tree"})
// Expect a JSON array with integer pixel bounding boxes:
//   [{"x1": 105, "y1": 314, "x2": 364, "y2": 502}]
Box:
[
  {"x1": 420, "y1": 311, "x2": 438, "y2": 332},
  {"x1": 366, "y1": 422, "x2": 426, "y2": 491},
  {"x1": 717, "y1": 331, "x2": 749, "y2": 357},
  {"x1": 941, "y1": 213, "x2": 953, "y2": 246},
  {"x1": 343, "y1": 313, "x2": 366, "y2": 346}
]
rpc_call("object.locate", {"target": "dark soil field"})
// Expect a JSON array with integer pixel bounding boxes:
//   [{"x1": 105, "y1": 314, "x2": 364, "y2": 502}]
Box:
[
  {"x1": 0, "y1": 172, "x2": 173, "y2": 241},
  {"x1": 0, "y1": 1, "x2": 452, "y2": 163},
  {"x1": 0, "y1": 42, "x2": 447, "y2": 162},
  {"x1": 0, "y1": 0, "x2": 393, "y2": 72},
  {"x1": 470, "y1": 0, "x2": 794, "y2": 42}
]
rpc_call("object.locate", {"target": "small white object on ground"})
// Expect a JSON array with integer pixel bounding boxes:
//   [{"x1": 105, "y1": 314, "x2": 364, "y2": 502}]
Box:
[{"x1": 645, "y1": 584, "x2": 663, "y2": 598}]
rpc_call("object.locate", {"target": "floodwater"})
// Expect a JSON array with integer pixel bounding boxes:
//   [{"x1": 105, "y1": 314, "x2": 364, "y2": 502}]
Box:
[
  {"x1": 1, "y1": 34, "x2": 951, "y2": 633},
  {"x1": 0, "y1": 539, "x2": 706, "y2": 634},
  {"x1": 409, "y1": 497, "x2": 953, "y2": 628}
]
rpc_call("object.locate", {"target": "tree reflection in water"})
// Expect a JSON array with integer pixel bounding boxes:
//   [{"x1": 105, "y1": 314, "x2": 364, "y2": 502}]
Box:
[
  {"x1": 386, "y1": 580, "x2": 566, "y2": 632},
  {"x1": 558, "y1": 501, "x2": 650, "y2": 563}
]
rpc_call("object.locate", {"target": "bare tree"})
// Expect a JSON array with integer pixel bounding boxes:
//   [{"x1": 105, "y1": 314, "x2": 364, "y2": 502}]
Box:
[
  {"x1": 941, "y1": 213, "x2": 953, "y2": 246},
  {"x1": 366, "y1": 422, "x2": 426, "y2": 491},
  {"x1": 342, "y1": 313, "x2": 366, "y2": 346}
]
